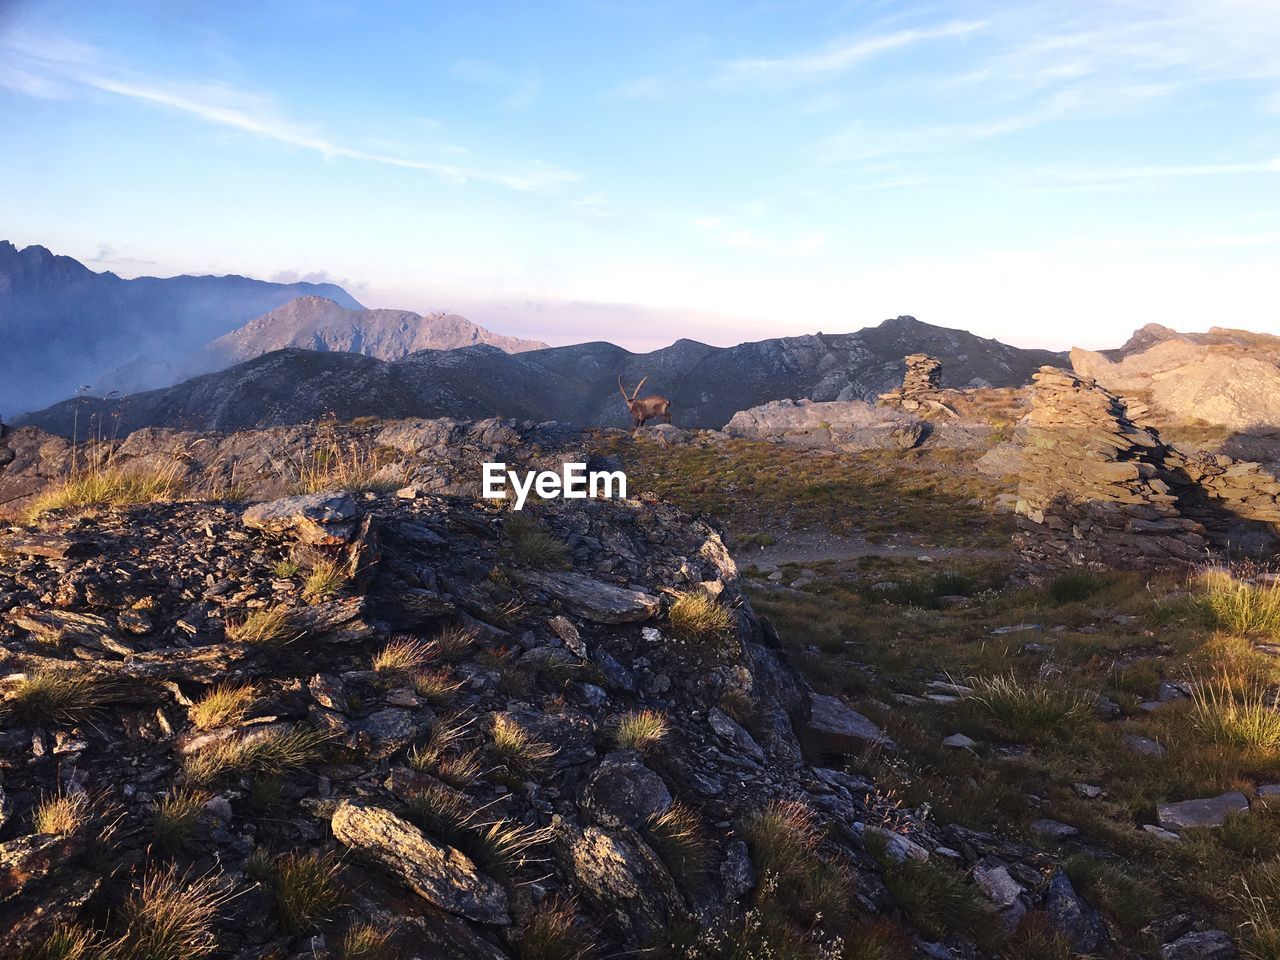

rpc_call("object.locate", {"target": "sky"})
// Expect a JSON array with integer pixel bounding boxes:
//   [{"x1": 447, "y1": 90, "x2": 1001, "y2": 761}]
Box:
[{"x1": 1, "y1": 0, "x2": 1278, "y2": 352}]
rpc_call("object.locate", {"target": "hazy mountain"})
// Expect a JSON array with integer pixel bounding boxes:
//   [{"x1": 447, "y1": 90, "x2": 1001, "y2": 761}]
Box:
[
  {"x1": 207, "y1": 295, "x2": 548, "y2": 364},
  {"x1": 0, "y1": 241, "x2": 364, "y2": 416},
  {"x1": 18, "y1": 316, "x2": 1067, "y2": 435}
]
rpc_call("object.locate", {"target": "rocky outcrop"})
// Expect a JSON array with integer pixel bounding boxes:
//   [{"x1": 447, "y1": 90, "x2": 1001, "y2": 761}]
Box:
[
  {"x1": 724, "y1": 398, "x2": 927, "y2": 451},
  {"x1": 1072, "y1": 325, "x2": 1280, "y2": 433},
  {"x1": 722, "y1": 394, "x2": 993, "y2": 452},
  {"x1": 1010, "y1": 367, "x2": 1209, "y2": 569},
  {"x1": 998, "y1": 367, "x2": 1280, "y2": 570}
]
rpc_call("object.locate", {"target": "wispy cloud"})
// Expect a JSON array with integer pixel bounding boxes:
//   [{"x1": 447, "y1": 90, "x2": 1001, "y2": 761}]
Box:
[
  {"x1": 1044, "y1": 157, "x2": 1280, "y2": 186},
  {"x1": 1, "y1": 32, "x2": 576, "y2": 192},
  {"x1": 450, "y1": 58, "x2": 542, "y2": 109},
  {"x1": 722, "y1": 20, "x2": 985, "y2": 82},
  {"x1": 814, "y1": 90, "x2": 1079, "y2": 164}
]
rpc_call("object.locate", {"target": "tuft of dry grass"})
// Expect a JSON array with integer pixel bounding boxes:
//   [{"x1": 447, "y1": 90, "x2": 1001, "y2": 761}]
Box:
[
  {"x1": 505, "y1": 513, "x2": 569, "y2": 568},
  {"x1": 291, "y1": 440, "x2": 399, "y2": 495},
  {"x1": 436, "y1": 749, "x2": 484, "y2": 787},
  {"x1": 645, "y1": 801, "x2": 711, "y2": 885},
  {"x1": 409, "y1": 714, "x2": 473, "y2": 768},
  {"x1": 1238, "y1": 862, "x2": 1280, "y2": 960},
  {"x1": 490, "y1": 714, "x2": 558, "y2": 777},
  {"x1": 183, "y1": 726, "x2": 328, "y2": 784},
  {"x1": 302, "y1": 560, "x2": 348, "y2": 602},
  {"x1": 373, "y1": 636, "x2": 435, "y2": 673},
  {"x1": 882, "y1": 858, "x2": 988, "y2": 942},
  {"x1": 433, "y1": 624, "x2": 479, "y2": 662},
  {"x1": 273, "y1": 558, "x2": 301, "y2": 579},
  {"x1": 414, "y1": 668, "x2": 463, "y2": 706},
  {"x1": 965, "y1": 673, "x2": 1095, "y2": 740},
  {"x1": 275, "y1": 851, "x2": 346, "y2": 935},
  {"x1": 517, "y1": 898, "x2": 591, "y2": 960},
  {"x1": 404, "y1": 782, "x2": 474, "y2": 845},
  {"x1": 18, "y1": 923, "x2": 101, "y2": 960},
  {"x1": 189, "y1": 683, "x2": 256, "y2": 730},
  {"x1": 468, "y1": 819, "x2": 555, "y2": 879},
  {"x1": 25, "y1": 459, "x2": 186, "y2": 522},
  {"x1": 225, "y1": 607, "x2": 297, "y2": 647},
  {"x1": 409, "y1": 714, "x2": 483, "y2": 787},
  {"x1": 613, "y1": 709, "x2": 669, "y2": 752},
  {"x1": 337, "y1": 922, "x2": 395, "y2": 960},
  {"x1": 105, "y1": 866, "x2": 229, "y2": 960},
  {"x1": 33, "y1": 790, "x2": 89, "y2": 835},
  {"x1": 1189, "y1": 670, "x2": 1280, "y2": 751},
  {"x1": 744, "y1": 800, "x2": 853, "y2": 924},
  {"x1": 153, "y1": 788, "x2": 209, "y2": 854},
  {"x1": 1191, "y1": 569, "x2": 1280, "y2": 639},
  {"x1": 668, "y1": 591, "x2": 733, "y2": 645},
  {"x1": 2, "y1": 670, "x2": 113, "y2": 726}
]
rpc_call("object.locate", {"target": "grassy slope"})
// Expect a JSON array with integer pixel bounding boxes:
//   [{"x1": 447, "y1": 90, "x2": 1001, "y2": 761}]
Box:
[{"x1": 600, "y1": 431, "x2": 1280, "y2": 957}]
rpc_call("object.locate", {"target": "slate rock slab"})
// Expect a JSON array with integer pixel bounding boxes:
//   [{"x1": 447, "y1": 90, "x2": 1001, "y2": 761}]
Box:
[
  {"x1": 331, "y1": 801, "x2": 509, "y2": 924},
  {"x1": 1157, "y1": 792, "x2": 1249, "y2": 831},
  {"x1": 243, "y1": 493, "x2": 359, "y2": 544},
  {"x1": 1160, "y1": 929, "x2": 1238, "y2": 959},
  {"x1": 1046, "y1": 868, "x2": 1111, "y2": 955},
  {"x1": 803, "y1": 693, "x2": 895, "y2": 756},
  {"x1": 517, "y1": 570, "x2": 660, "y2": 623}
]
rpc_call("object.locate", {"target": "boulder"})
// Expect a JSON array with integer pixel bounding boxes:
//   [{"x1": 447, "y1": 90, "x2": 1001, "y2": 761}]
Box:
[
  {"x1": 242, "y1": 493, "x2": 359, "y2": 545},
  {"x1": 1157, "y1": 793, "x2": 1250, "y2": 832},
  {"x1": 331, "y1": 802, "x2": 509, "y2": 924},
  {"x1": 580, "y1": 752, "x2": 673, "y2": 829},
  {"x1": 562, "y1": 821, "x2": 681, "y2": 938},
  {"x1": 802, "y1": 694, "x2": 894, "y2": 757},
  {"x1": 1122, "y1": 734, "x2": 1167, "y2": 759}
]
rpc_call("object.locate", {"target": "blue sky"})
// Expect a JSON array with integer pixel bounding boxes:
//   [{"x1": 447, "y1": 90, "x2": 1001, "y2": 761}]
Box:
[{"x1": 2, "y1": 0, "x2": 1277, "y2": 350}]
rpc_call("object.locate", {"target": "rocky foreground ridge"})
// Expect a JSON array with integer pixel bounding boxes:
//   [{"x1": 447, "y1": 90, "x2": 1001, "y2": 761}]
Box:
[{"x1": 1, "y1": 452, "x2": 1152, "y2": 957}]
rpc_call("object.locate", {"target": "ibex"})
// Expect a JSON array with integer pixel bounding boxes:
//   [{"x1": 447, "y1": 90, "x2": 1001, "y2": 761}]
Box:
[{"x1": 618, "y1": 375, "x2": 672, "y2": 428}]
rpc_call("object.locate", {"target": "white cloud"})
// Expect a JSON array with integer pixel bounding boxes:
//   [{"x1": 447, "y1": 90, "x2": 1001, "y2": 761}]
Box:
[
  {"x1": 2, "y1": 32, "x2": 576, "y2": 192},
  {"x1": 722, "y1": 20, "x2": 986, "y2": 82}
]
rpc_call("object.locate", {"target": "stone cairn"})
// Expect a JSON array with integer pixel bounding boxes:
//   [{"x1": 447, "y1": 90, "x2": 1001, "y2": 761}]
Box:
[
  {"x1": 878, "y1": 354, "x2": 956, "y2": 416},
  {"x1": 1014, "y1": 366, "x2": 1280, "y2": 570}
]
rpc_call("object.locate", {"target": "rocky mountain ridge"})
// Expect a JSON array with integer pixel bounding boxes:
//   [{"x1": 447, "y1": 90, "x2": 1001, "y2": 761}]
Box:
[{"x1": 16, "y1": 316, "x2": 1067, "y2": 435}]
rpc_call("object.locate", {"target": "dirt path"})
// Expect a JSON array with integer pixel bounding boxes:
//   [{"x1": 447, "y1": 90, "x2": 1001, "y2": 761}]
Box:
[{"x1": 734, "y1": 530, "x2": 1010, "y2": 568}]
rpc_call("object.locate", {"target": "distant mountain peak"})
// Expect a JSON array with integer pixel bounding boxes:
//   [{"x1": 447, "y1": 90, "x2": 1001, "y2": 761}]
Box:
[
  {"x1": 207, "y1": 295, "x2": 548, "y2": 365},
  {"x1": 0, "y1": 240, "x2": 366, "y2": 415}
]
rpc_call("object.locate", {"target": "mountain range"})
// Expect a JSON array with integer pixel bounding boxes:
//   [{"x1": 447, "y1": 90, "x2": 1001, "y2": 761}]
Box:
[
  {"x1": 15, "y1": 316, "x2": 1067, "y2": 435},
  {"x1": 0, "y1": 242, "x2": 543, "y2": 417},
  {"x1": 0, "y1": 241, "x2": 363, "y2": 415}
]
